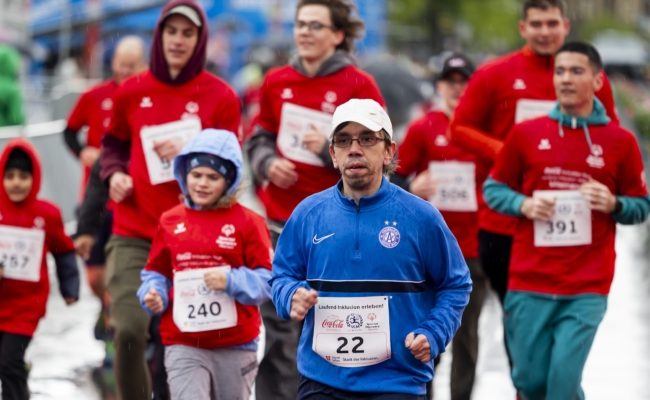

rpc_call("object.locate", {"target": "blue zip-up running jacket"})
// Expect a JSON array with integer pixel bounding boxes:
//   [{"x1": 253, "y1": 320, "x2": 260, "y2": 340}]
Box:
[{"x1": 271, "y1": 178, "x2": 472, "y2": 396}]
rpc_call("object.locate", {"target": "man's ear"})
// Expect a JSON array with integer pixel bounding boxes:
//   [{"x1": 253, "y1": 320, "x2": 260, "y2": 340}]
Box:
[
  {"x1": 593, "y1": 70, "x2": 604, "y2": 92},
  {"x1": 329, "y1": 145, "x2": 338, "y2": 168}
]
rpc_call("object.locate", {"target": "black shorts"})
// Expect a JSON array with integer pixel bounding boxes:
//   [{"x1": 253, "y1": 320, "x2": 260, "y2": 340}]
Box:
[{"x1": 86, "y1": 211, "x2": 113, "y2": 267}]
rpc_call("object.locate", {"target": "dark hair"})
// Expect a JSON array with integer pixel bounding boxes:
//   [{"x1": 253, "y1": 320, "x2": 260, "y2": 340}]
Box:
[
  {"x1": 296, "y1": 0, "x2": 364, "y2": 53},
  {"x1": 556, "y1": 41, "x2": 603, "y2": 72},
  {"x1": 522, "y1": 0, "x2": 566, "y2": 19}
]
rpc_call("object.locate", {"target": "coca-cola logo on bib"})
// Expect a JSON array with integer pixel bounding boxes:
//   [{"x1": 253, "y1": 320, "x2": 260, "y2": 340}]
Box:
[{"x1": 322, "y1": 316, "x2": 344, "y2": 329}]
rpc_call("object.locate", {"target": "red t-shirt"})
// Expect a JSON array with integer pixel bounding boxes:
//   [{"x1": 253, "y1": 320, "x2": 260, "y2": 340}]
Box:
[
  {"x1": 256, "y1": 64, "x2": 384, "y2": 221},
  {"x1": 67, "y1": 79, "x2": 118, "y2": 190},
  {"x1": 107, "y1": 70, "x2": 241, "y2": 240},
  {"x1": 145, "y1": 203, "x2": 272, "y2": 349},
  {"x1": 451, "y1": 46, "x2": 619, "y2": 235},
  {"x1": 491, "y1": 117, "x2": 647, "y2": 295},
  {"x1": 396, "y1": 110, "x2": 482, "y2": 258}
]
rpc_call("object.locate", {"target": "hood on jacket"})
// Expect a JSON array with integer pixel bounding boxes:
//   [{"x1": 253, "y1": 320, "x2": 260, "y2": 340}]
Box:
[
  {"x1": 0, "y1": 44, "x2": 20, "y2": 81},
  {"x1": 150, "y1": 0, "x2": 208, "y2": 85},
  {"x1": 290, "y1": 50, "x2": 355, "y2": 77},
  {"x1": 0, "y1": 138, "x2": 42, "y2": 206},
  {"x1": 173, "y1": 129, "x2": 243, "y2": 206}
]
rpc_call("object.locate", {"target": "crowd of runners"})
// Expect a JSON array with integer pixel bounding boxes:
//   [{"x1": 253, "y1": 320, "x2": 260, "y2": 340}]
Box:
[{"x1": 0, "y1": 0, "x2": 649, "y2": 399}]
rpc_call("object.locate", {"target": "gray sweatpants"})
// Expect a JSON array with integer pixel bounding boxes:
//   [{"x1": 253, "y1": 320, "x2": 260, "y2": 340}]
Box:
[{"x1": 165, "y1": 344, "x2": 258, "y2": 400}]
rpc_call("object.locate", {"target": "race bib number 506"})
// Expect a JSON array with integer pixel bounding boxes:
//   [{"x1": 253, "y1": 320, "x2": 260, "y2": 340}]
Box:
[{"x1": 313, "y1": 296, "x2": 391, "y2": 368}]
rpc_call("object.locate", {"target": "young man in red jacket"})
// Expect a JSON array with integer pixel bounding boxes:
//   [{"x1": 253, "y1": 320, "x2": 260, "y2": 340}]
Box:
[
  {"x1": 450, "y1": 0, "x2": 618, "y2": 307},
  {"x1": 99, "y1": 2, "x2": 240, "y2": 399},
  {"x1": 245, "y1": 1, "x2": 384, "y2": 398},
  {"x1": 0, "y1": 139, "x2": 80, "y2": 400},
  {"x1": 484, "y1": 41, "x2": 650, "y2": 400},
  {"x1": 393, "y1": 53, "x2": 487, "y2": 400}
]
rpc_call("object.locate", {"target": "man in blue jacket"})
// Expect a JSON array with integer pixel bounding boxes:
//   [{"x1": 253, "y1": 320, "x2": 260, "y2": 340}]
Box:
[{"x1": 271, "y1": 98, "x2": 472, "y2": 399}]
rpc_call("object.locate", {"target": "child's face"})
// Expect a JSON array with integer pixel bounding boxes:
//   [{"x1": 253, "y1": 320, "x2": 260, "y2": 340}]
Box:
[
  {"x1": 3, "y1": 168, "x2": 33, "y2": 203},
  {"x1": 187, "y1": 166, "x2": 227, "y2": 209}
]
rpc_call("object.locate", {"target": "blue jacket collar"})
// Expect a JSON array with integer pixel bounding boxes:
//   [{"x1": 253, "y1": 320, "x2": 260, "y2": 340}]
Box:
[{"x1": 335, "y1": 177, "x2": 394, "y2": 210}]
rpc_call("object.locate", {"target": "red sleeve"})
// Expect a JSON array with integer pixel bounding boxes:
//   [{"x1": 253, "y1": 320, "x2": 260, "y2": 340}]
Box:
[
  {"x1": 256, "y1": 75, "x2": 277, "y2": 134},
  {"x1": 107, "y1": 85, "x2": 132, "y2": 141},
  {"x1": 596, "y1": 73, "x2": 620, "y2": 125},
  {"x1": 212, "y1": 87, "x2": 242, "y2": 141},
  {"x1": 490, "y1": 126, "x2": 524, "y2": 191},
  {"x1": 450, "y1": 69, "x2": 504, "y2": 161},
  {"x1": 617, "y1": 132, "x2": 648, "y2": 196},
  {"x1": 44, "y1": 204, "x2": 75, "y2": 255},
  {"x1": 66, "y1": 91, "x2": 90, "y2": 131},
  {"x1": 242, "y1": 213, "x2": 272, "y2": 271},
  {"x1": 144, "y1": 223, "x2": 173, "y2": 279},
  {"x1": 396, "y1": 117, "x2": 427, "y2": 176}
]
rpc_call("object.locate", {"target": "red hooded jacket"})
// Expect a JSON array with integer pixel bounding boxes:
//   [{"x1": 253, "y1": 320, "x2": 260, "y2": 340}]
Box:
[{"x1": 0, "y1": 139, "x2": 77, "y2": 336}]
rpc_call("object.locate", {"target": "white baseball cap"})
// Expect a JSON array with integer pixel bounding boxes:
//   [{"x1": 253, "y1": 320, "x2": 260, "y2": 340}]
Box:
[
  {"x1": 330, "y1": 99, "x2": 393, "y2": 139},
  {"x1": 165, "y1": 5, "x2": 202, "y2": 28}
]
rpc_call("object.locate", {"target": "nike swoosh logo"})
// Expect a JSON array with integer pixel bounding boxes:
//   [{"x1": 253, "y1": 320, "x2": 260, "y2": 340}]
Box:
[{"x1": 312, "y1": 233, "x2": 335, "y2": 244}]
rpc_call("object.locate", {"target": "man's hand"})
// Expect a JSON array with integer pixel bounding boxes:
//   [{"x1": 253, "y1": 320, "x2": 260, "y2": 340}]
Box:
[
  {"x1": 74, "y1": 234, "x2": 96, "y2": 261},
  {"x1": 290, "y1": 287, "x2": 318, "y2": 321},
  {"x1": 80, "y1": 146, "x2": 101, "y2": 167},
  {"x1": 302, "y1": 125, "x2": 327, "y2": 155},
  {"x1": 109, "y1": 171, "x2": 133, "y2": 203},
  {"x1": 204, "y1": 269, "x2": 228, "y2": 291},
  {"x1": 410, "y1": 170, "x2": 436, "y2": 200},
  {"x1": 152, "y1": 138, "x2": 183, "y2": 166},
  {"x1": 144, "y1": 287, "x2": 164, "y2": 314},
  {"x1": 405, "y1": 332, "x2": 431, "y2": 363},
  {"x1": 520, "y1": 196, "x2": 556, "y2": 221},
  {"x1": 267, "y1": 158, "x2": 298, "y2": 189},
  {"x1": 580, "y1": 178, "x2": 617, "y2": 213}
]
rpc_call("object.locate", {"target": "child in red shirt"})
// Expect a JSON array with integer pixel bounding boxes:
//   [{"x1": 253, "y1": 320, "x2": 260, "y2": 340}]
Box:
[
  {"x1": 0, "y1": 138, "x2": 79, "y2": 399},
  {"x1": 138, "y1": 129, "x2": 272, "y2": 399}
]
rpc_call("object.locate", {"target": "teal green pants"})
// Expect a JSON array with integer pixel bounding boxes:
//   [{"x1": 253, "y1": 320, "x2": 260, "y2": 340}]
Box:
[{"x1": 504, "y1": 291, "x2": 607, "y2": 400}]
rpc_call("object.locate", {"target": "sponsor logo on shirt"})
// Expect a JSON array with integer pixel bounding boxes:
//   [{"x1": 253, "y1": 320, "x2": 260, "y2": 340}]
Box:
[
  {"x1": 177, "y1": 252, "x2": 192, "y2": 261},
  {"x1": 101, "y1": 98, "x2": 113, "y2": 110},
  {"x1": 378, "y1": 221, "x2": 400, "y2": 249},
  {"x1": 216, "y1": 224, "x2": 237, "y2": 249},
  {"x1": 586, "y1": 144, "x2": 605, "y2": 168},
  {"x1": 312, "y1": 233, "x2": 335, "y2": 244},
  {"x1": 185, "y1": 101, "x2": 199, "y2": 114},
  {"x1": 513, "y1": 78, "x2": 527, "y2": 90},
  {"x1": 538, "y1": 138, "x2": 551, "y2": 150},
  {"x1": 281, "y1": 88, "x2": 293, "y2": 99},
  {"x1": 325, "y1": 91, "x2": 337, "y2": 103},
  {"x1": 174, "y1": 223, "x2": 187, "y2": 234},
  {"x1": 434, "y1": 134, "x2": 449, "y2": 147},
  {"x1": 33, "y1": 217, "x2": 45, "y2": 229},
  {"x1": 140, "y1": 96, "x2": 153, "y2": 108}
]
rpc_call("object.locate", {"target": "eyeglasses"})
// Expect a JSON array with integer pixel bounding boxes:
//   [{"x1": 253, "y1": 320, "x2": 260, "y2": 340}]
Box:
[
  {"x1": 332, "y1": 134, "x2": 385, "y2": 148},
  {"x1": 294, "y1": 20, "x2": 334, "y2": 32}
]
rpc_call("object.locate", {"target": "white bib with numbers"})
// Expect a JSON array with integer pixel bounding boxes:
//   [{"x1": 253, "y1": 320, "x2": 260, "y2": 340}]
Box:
[
  {"x1": 172, "y1": 267, "x2": 237, "y2": 333},
  {"x1": 140, "y1": 118, "x2": 202, "y2": 185},
  {"x1": 313, "y1": 296, "x2": 391, "y2": 368},
  {"x1": 277, "y1": 103, "x2": 332, "y2": 167},
  {"x1": 533, "y1": 190, "x2": 592, "y2": 247},
  {"x1": 515, "y1": 99, "x2": 556, "y2": 124},
  {"x1": 428, "y1": 161, "x2": 477, "y2": 211},
  {"x1": 0, "y1": 225, "x2": 45, "y2": 282}
]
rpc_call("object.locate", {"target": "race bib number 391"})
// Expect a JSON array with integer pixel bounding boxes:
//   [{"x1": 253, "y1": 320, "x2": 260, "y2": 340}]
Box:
[
  {"x1": 0, "y1": 225, "x2": 45, "y2": 282},
  {"x1": 533, "y1": 190, "x2": 592, "y2": 247},
  {"x1": 313, "y1": 296, "x2": 391, "y2": 368}
]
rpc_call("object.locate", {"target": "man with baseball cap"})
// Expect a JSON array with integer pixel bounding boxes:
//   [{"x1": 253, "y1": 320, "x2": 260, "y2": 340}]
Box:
[
  {"x1": 392, "y1": 52, "x2": 486, "y2": 399},
  {"x1": 270, "y1": 98, "x2": 472, "y2": 399}
]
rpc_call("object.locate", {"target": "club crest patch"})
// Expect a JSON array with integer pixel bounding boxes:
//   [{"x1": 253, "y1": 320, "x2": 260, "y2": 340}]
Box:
[{"x1": 378, "y1": 223, "x2": 400, "y2": 248}]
